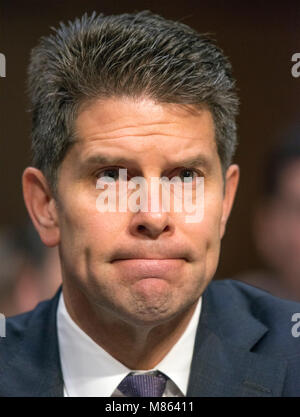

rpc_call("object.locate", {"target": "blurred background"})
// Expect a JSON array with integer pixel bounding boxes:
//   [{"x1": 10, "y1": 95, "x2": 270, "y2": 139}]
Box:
[{"x1": 0, "y1": 0, "x2": 300, "y2": 315}]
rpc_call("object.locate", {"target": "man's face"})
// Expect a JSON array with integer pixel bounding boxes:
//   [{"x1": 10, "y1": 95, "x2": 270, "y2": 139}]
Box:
[
  {"x1": 54, "y1": 97, "x2": 237, "y2": 325},
  {"x1": 255, "y1": 159, "x2": 300, "y2": 278}
]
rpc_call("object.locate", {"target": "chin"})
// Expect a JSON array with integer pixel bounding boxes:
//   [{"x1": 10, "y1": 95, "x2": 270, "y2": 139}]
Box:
[
  {"x1": 122, "y1": 310, "x2": 177, "y2": 327},
  {"x1": 121, "y1": 295, "x2": 193, "y2": 327}
]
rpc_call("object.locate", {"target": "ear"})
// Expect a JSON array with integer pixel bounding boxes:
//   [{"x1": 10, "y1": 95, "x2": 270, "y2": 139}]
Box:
[
  {"x1": 220, "y1": 164, "x2": 240, "y2": 239},
  {"x1": 22, "y1": 167, "x2": 60, "y2": 247}
]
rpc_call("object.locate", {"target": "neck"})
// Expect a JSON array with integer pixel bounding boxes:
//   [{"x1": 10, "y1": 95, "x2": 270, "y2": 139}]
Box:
[{"x1": 62, "y1": 280, "x2": 198, "y2": 370}]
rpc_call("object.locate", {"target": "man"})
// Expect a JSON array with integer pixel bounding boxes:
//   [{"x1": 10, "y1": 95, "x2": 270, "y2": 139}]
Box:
[
  {"x1": 1, "y1": 10, "x2": 300, "y2": 397},
  {"x1": 237, "y1": 126, "x2": 300, "y2": 302},
  {"x1": 0, "y1": 223, "x2": 61, "y2": 317}
]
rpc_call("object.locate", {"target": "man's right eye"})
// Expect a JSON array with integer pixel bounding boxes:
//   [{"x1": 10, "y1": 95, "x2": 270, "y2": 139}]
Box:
[{"x1": 96, "y1": 168, "x2": 120, "y2": 181}]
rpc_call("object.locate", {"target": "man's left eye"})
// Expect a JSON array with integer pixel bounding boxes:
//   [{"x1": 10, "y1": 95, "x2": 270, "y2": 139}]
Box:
[{"x1": 178, "y1": 169, "x2": 198, "y2": 182}]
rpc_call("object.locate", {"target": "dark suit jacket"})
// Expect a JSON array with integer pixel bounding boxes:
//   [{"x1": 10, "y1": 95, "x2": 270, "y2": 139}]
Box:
[{"x1": 1, "y1": 279, "x2": 300, "y2": 397}]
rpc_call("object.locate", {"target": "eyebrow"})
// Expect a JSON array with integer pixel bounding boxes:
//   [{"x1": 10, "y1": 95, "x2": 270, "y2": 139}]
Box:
[
  {"x1": 82, "y1": 152, "x2": 213, "y2": 173},
  {"x1": 176, "y1": 154, "x2": 213, "y2": 172},
  {"x1": 82, "y1": 154, "x2": 134, "y2": 167}
]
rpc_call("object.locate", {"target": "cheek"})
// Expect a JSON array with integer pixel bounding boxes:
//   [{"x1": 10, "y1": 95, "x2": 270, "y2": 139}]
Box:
[
  {"x1": 62, "y1": 210, "x2": 130, "y2": 259},
  {"x1": 183, "y1": 193, "x2": 223, "y2": 275},
  {"x1": 59, "y1": 185, "x2": 129, "y2": 243},
  {"x1": 185, "y1": 191, "x2": 223, "y2": 245},
  {"x1": 58, "y1": 210, "x2": 127, "y2": 286},
  {"x1": 187, "y1": 220, "x2": 221, "y2": 266}
]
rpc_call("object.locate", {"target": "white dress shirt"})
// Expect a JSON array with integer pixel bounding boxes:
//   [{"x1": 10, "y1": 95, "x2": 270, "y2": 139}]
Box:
[{"x1": 57, "y1": 292, "x2": 202, "y2": 397}]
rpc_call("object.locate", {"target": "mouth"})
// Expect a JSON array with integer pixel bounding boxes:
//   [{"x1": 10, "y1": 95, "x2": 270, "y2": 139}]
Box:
[
  {"x1": 112, "y1": 256, "x2": 187, "y2": 262},
  {"x1": 111, "y1": 258, "x2": 186, "y2": 279},
  {"x1": 111, "y1": 250, "x2": 191, "y2": 263}
]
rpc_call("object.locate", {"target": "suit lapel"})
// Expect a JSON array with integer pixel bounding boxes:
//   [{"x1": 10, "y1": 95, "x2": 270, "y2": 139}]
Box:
[{"x1": 187, "y1": 283, "x2": 287, "y2": 397}]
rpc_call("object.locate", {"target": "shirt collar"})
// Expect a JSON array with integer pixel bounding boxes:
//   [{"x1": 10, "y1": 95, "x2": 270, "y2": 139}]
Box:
[{"x1": 57, "y1": 292, "x2": 201, "y2": 397}]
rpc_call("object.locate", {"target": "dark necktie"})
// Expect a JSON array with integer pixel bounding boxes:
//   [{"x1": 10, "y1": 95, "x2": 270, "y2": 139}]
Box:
[{"x1": 117, "y1": 371, "x2": 168, "y2": 397}]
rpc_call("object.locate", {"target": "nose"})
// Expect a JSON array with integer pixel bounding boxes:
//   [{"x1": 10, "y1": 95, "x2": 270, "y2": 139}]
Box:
[
  {"x1": 127, "y1": 173, "x2": 176, "y2": 239},
  {"x1": 129, "y1": 210, "x2": 174, "y2": 239}
]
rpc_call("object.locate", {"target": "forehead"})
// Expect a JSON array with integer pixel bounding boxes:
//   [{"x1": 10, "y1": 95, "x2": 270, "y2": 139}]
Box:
[{"x1": 72, "y1": 97, "x2": 219, "y2": 167}]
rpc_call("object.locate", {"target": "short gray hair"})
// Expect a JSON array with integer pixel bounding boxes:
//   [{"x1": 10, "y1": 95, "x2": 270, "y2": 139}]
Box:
[{"x1": 27, "y1": 10, "x2": 239, "y2": 191}]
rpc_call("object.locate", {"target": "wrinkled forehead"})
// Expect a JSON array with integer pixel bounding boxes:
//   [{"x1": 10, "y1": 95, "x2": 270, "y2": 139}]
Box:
[{"x1": 72, "y1": 97, "x2": 218, "y2": 164}]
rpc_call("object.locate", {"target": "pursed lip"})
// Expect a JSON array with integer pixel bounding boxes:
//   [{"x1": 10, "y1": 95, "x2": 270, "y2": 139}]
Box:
[
  {"x1": 111, "y1": 258, "x2": 186, "y2": 278},
  {"x1": 111, "y1": 249, "x2": 191, "y2": 263},
  {"x1": 112, "y1": 256, "x2": 187, "y2": 262}
]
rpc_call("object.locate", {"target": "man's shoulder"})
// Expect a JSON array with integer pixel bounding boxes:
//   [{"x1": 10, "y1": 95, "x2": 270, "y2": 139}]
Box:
[
  {"x1": 2, "y1": 288, "x2": 61, "y2": 348},
  {"x1": 207, "y1": 278, "x2": 300, "y2": 315},
  {"x1": 188, "y1": 280, "x2": 300, "y2": 397},
  {"x1": 5, "y1": 298, "x2": 52, "y2": 337},
  {"x1": 204, "y1": 279, "x2": 300, "y2": 356},
  {"x1": 0, "y1": 287, "x2": 63, "y2": 397}
]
